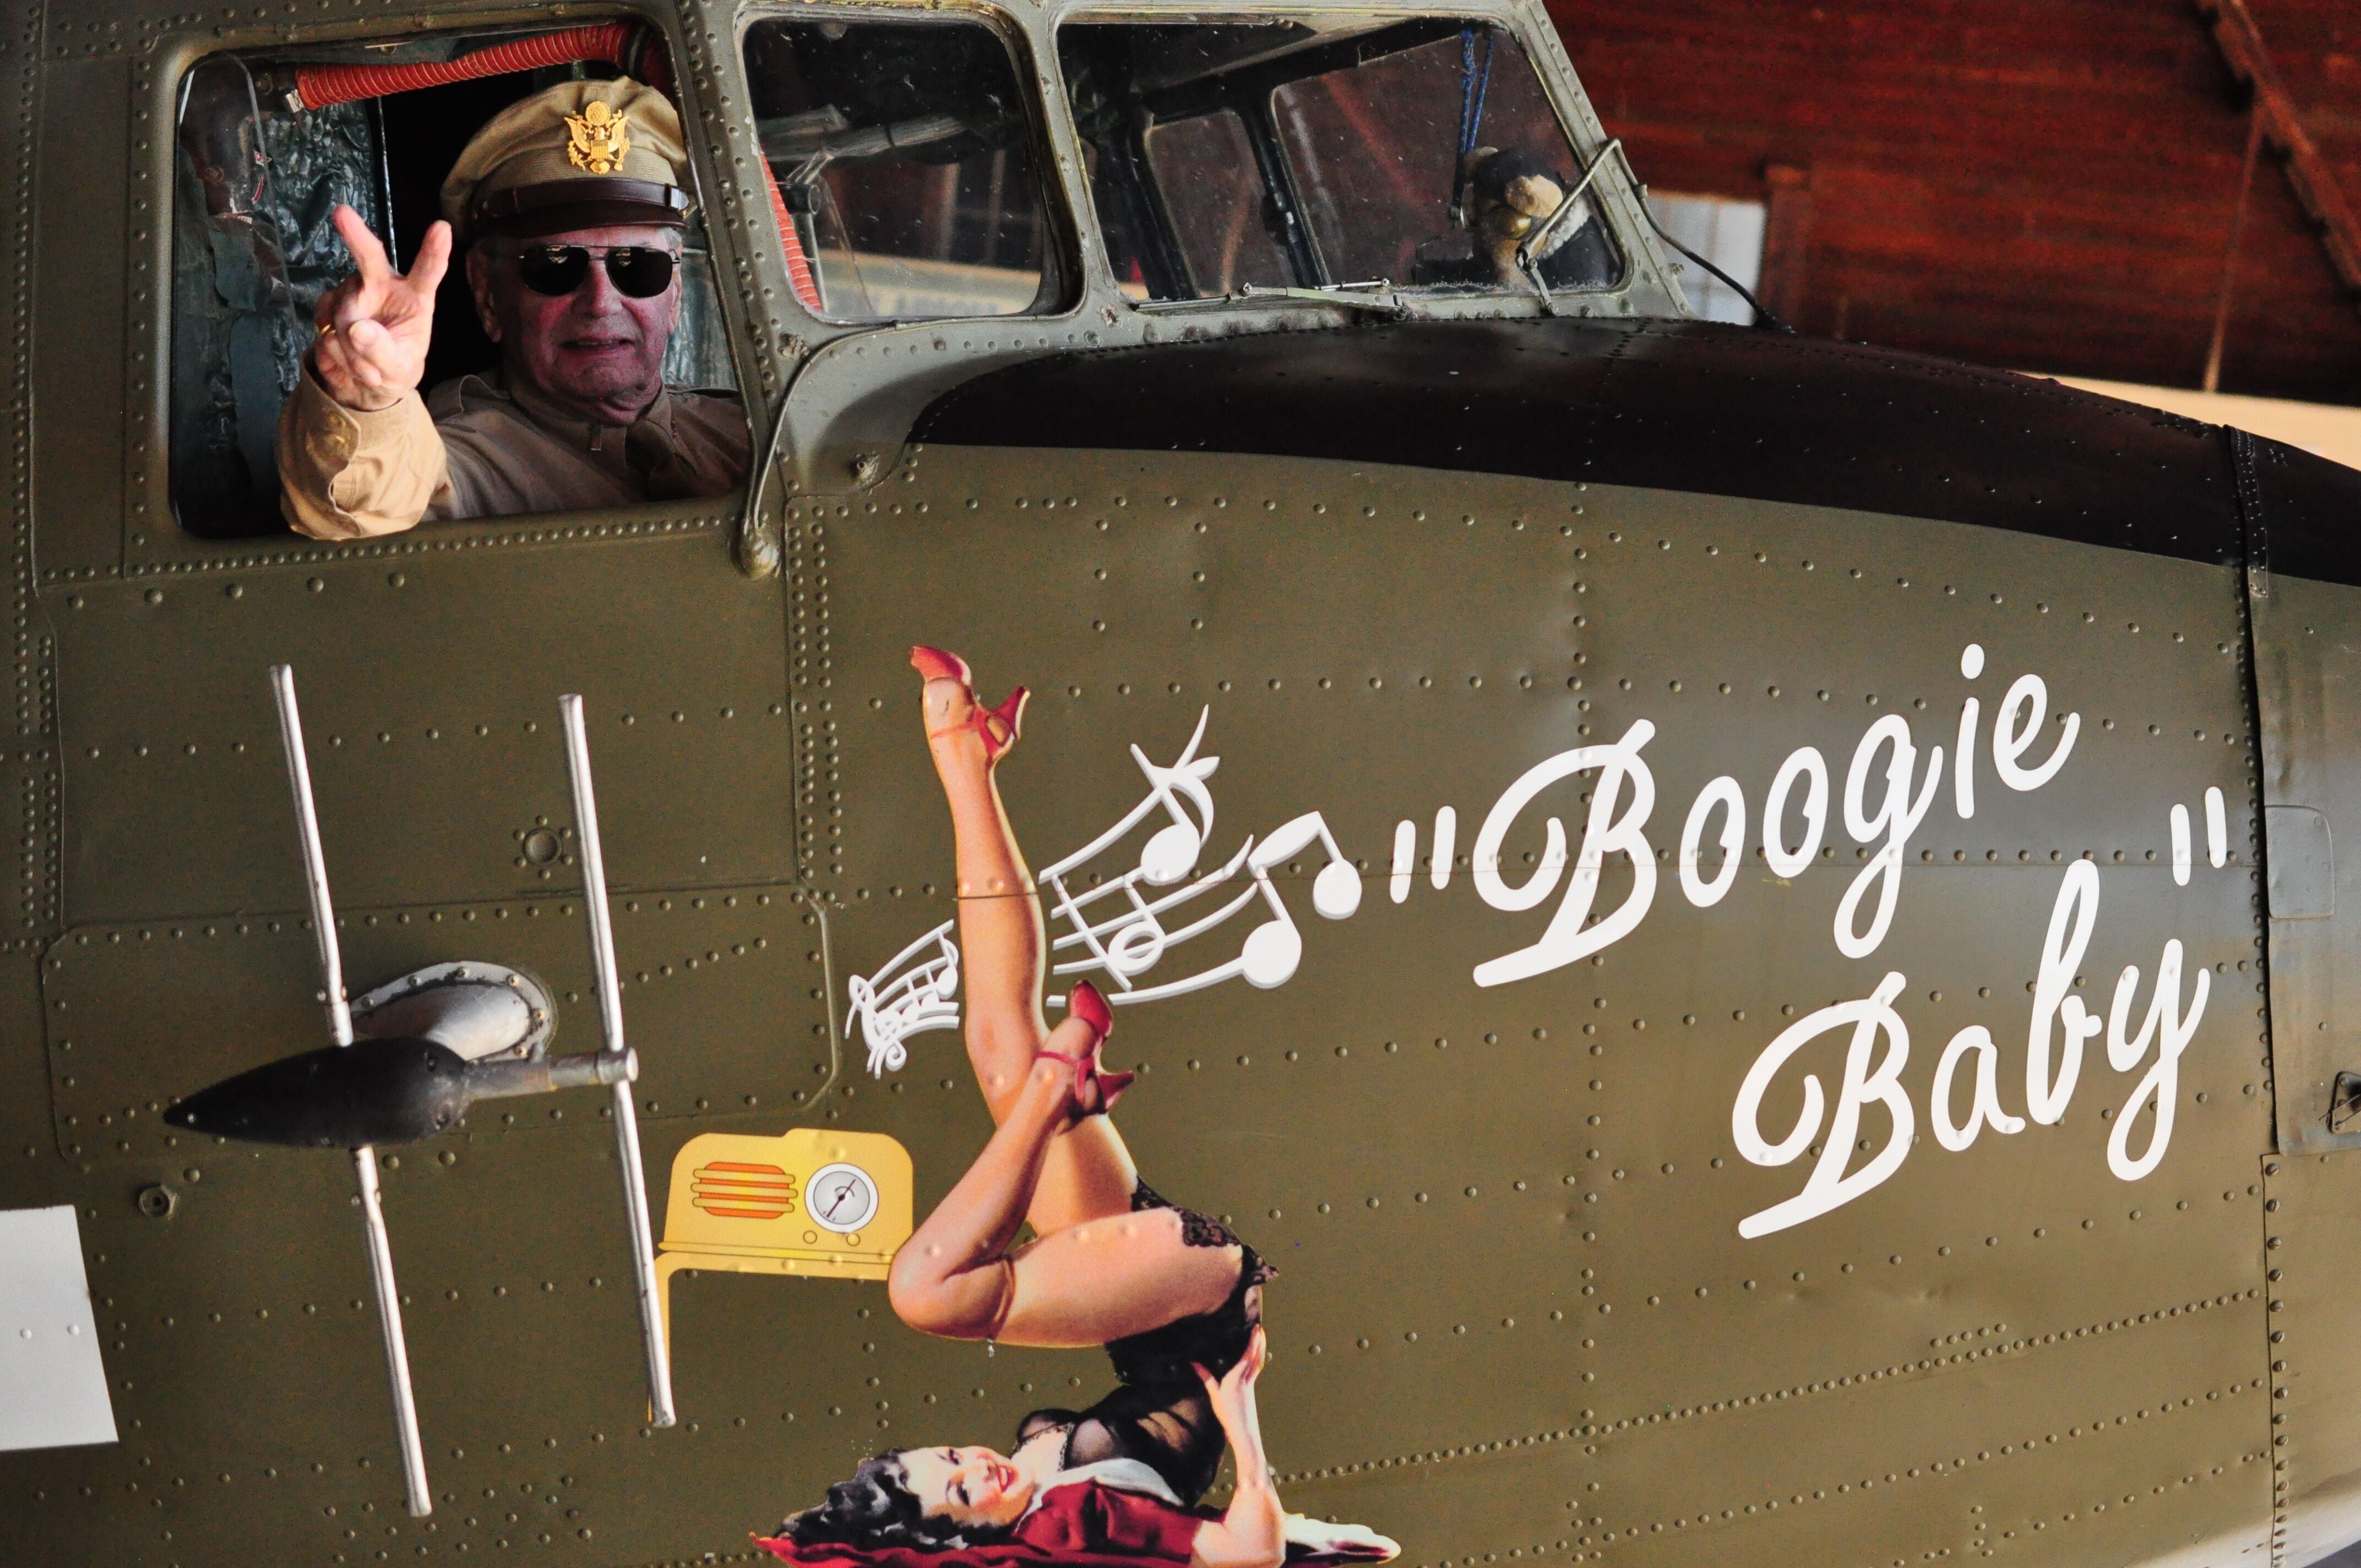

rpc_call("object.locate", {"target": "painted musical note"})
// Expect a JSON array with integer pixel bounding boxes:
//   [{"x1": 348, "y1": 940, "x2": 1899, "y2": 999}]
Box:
[
  {"x1": 1253, "y1": 810, "x2": 1365, "y2": 921},
  {"x1": 1041, "y1": 807, "x2": 1361, "y2": 1005},
  {"x1": 845, "y1": 709, "x2": 1367, "y2": 1075},
  {"x1": 1038, "y1": 706, "x2": 1221, "y2": 890},
  {"x1": 845, "y1": 920, "x2": 960, "y2": 1077},
  {"x1": 1047, "y1": 836, "x2": 1263, "y2": 1003},
  {"x1": 1236, "y1": 811, "x2": 1364, "y2": 987}
]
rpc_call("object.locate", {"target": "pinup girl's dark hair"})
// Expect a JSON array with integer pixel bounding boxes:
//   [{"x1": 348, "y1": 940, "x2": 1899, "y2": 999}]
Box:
[{"x1": 782, "y1": 1451, "x2": 1010, "y2": 1552}]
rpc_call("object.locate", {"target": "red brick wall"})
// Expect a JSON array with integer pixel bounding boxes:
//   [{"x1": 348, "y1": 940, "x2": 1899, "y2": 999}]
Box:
[{"x1": 1548, "y1": 0, "x2": 2361, "y2": 402}]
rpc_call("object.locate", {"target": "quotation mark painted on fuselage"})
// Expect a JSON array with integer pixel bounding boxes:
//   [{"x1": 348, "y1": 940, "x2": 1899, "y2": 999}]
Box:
[
  {"x1": 1389, "y1": 807, "x2": 1459, "y2": 903},
  {"x1": 2172, "y1": 787, "x2": 2229, "y2": 885}
]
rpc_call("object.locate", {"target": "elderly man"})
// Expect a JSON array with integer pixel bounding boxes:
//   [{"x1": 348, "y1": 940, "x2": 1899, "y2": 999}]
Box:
[{"x1": 278, "y1": 78, "x2": 749, "y2": 541}]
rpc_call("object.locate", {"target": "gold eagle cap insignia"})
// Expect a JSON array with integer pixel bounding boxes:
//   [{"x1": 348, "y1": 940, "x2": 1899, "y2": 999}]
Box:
[{"x1": 563, "y1": 100, "x2": 632, "y2": 175}]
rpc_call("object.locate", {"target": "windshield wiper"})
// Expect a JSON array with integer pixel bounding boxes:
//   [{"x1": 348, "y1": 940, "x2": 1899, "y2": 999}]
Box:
[
  {"x1": 1239, "y1": 280, "x2": 1402, "y2": 311},
  {"x1": 760, "y1": 110, "x2": 966, "y2": 167},
  {"x1": 1141, "y1": 279, "x2": 1403, "y2": 314}
]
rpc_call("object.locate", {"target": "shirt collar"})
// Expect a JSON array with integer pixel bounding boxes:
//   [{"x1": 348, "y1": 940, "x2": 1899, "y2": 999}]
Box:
[{"x1": 494, "y1": 371, "x2": 673, "y2": 453}]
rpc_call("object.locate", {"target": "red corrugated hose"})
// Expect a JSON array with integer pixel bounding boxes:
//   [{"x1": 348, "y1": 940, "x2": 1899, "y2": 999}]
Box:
[
  {"x1": 760, "y1": 160, "x2": 824, "y2": 314},
  {"x1": 292, "y1": 22, "x2": 639, "y2": 111}
]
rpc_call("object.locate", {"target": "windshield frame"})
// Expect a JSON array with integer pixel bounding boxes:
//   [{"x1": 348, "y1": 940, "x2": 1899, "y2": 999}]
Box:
[
  {"x1": 1054, "y1": 3, "x2": 1640, "y2": 313},
  {"x1": 733, "y1": 0, "x2": 1084, "y2": 328},
  {"x1": 717, "y1": 0, "x2": 1694, "y2": 505}
]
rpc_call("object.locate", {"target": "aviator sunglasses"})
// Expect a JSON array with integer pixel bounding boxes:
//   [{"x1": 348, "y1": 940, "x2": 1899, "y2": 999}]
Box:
[{"x1": 507, "y1": 243, "x2": 678, "y2": 299}]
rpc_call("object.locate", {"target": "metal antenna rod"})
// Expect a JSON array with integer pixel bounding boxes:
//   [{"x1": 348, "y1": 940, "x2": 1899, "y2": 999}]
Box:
[
  {"x1": 559, "y1": 694, "x2": 677, "y2": 1427},
  {"x1": 269, "y1": 665, "x2": 433, "y2": 1518},
  {"x1": 274, "y1": 665, "x2": 354, "y2": 1052}
]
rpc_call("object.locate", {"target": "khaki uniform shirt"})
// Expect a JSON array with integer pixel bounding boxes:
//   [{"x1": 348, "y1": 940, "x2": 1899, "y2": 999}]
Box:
[{"x1": 276, "y1": 365, "x2": 750, "y2": 541}]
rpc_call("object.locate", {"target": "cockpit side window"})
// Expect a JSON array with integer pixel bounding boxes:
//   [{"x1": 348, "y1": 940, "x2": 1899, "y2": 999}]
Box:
[
  {"x1": 1060, "y1": 18, "x2": 1622, "y2": 303},
  {"x1": 171, "y1": 55, "x2": 384, "y2": 537},
  {"x1": 740, "y1": 15, "x2": 1064, "y2": 324},
  {"x1": 168, "y1": 25, "x2": 746, "y2": 541}
]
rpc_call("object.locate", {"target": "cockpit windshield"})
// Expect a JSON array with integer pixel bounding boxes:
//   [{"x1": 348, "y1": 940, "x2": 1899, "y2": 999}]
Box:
[
  {"x1": 742, "y1": 15, "x2": 1062, "y2": 323},
  {"x1": 1060, "y1": 17, "x2": 1620, "y2": 304}
]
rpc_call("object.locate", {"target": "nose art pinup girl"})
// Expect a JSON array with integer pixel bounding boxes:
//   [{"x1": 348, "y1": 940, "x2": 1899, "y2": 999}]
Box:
[{"x1": 758, "y1": 650, "x2": 1395, "y2": 1568}]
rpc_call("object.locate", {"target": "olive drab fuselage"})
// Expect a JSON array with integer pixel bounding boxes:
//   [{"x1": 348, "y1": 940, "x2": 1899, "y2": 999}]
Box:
[{"x1": 4, "y1": 3, "x2": 2361, "y2": 1567}]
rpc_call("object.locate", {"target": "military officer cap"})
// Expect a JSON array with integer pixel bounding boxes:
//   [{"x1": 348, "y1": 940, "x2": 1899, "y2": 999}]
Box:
[{"x1": 441, "y1": 78, "x2": 692, "y2": 242}]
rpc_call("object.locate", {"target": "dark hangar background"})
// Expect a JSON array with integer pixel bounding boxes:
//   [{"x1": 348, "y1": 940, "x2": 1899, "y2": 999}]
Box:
[{"x1": 1547, "y1": 0, "x2": 2361, "y2": 405}]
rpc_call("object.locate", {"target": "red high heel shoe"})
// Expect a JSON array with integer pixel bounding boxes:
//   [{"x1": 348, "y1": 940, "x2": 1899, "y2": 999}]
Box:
[
  {"x1": 911, "y1": 645, "x2": 1027, "y2": 762},
  {"x1": 909, "y1": 645, "x2": 972, "y2": 686},
  {"x1": 1041, "y1": 981, "x2": 1133, "y2": 1118}
]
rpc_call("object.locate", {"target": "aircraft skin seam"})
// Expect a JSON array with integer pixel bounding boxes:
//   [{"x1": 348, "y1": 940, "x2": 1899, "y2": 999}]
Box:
[
  {"x1": 2263, "y1": 1161, "x2": 2291, "y2": 1568},
  {"x1": 2227, "y1": 426, "x2": 2292, "y2": 1568},
  {"x1": 2223, "y1": 425, "x2": 2277, "y2": 1147},
  {"x1": 909, "y1": 314, "x2": 2234, "y2": 432},
  {"x1": 1267, "y1": 1285, "x2": 2264, "y2": 1489},
  {"x1": 1575, "y1": 1424, "x2": 2266, "y2": 1559},
  {"x1": 42, "y1": 884, "x2": 806, "y2": 944},
  {"x1": 905, "y1": 327, "x2": 2249, "y2": 570},
  {"x1": 1296, "y1": 1402, "x2": 2267, "y2": 1567},
  {"x1": 912, "y1": 316, "x2": 2196, "y2": 438},
  {"x1": 1582, "y1": 1285, "x2": 2265, "y2": 1436},
  {"x1": 777, "y1": 476, "x2": 844, "y2": 1119},
  {"x1": 1963, "y1": 1450, "x2": 2266, "y2": 1564},
  {"x1": 13, "y1": 0, "x2": 46, "y2": 948},
  {"x1": 42, "y1": 514, "x2": 736, "y2": 585}
]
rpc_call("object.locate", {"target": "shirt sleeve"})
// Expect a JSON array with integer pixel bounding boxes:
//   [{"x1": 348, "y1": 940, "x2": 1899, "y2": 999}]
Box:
[{"x1": 275, "y1": 364, "x2": 451, "y2": 541}]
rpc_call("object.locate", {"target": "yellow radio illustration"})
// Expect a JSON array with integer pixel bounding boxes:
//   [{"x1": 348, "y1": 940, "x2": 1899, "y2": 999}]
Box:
[{"x1": 655, "y1": 1128, "x2": 914, "y2": 1348}]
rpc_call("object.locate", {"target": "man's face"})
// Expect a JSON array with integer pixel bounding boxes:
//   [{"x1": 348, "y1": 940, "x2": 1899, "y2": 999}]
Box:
[{"x1": 466, "y1": 223, "x2": 682, "y2": 426}]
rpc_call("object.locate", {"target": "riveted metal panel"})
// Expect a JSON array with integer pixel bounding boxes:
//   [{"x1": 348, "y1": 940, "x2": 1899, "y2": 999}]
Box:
[
  {"x1": 2245, "y1": 436, "x2": 2361, "y2": 1156},
  {"x1": 910, "y1": 320, "x2": 2243, "y2": 565},
  {"x1": 2241, "y1": 437, "x2": 2361, "y2": 1565},
  {"x1": 2258, "y1": 1152, "x2": 2361, "y2": 1568},
  {"x1": 1507, "y1": 1293, "x2": 2272, "y2": 1567},
  {"x1": 40, "y1": 887, "x2": 833, "y2": 1164},
  {"x1": 0, "y1": 1, "x2": 2313, "y2": 1562},
  {"x1": 29, "y1": 56, "x2": 128, "y2": 578},
  {"x1": 801, "y1": 443, "x2": 2270, "y2": 1567},
  {"x1": 8, "y1": 4, "x2": 61, "y2": 966},
  {"x1": 3, "y1": 1112, "x2": 920, "y2": 1566},
  {"x1": 2265, "y1": 807, "x2": 2333, "y2": 921},
  {"x1": 50, "y1": 530, "x2": 794, "y2": 924}
]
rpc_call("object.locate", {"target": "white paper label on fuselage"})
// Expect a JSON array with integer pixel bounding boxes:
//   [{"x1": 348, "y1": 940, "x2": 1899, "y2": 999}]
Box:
[{"x1": 0, "y1": 1205, "x2": 118, "y2": 1452}]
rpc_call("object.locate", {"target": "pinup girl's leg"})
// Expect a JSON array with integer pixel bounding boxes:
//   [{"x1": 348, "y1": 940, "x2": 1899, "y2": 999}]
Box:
[
  {"x1": 890, "y1": 650, "x2": 1239, "y2": 1348},
  {"x1": 886, "y1": 1050, "x2": 1241, "y2": 1347},
  {"x1": 920, "y1": 655, "x2": 1136, "y2": 1235}
]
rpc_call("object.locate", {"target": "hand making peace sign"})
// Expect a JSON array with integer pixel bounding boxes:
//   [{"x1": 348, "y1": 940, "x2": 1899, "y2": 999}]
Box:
[{"x1": 308, "y1": 204, "x2": 453, "y2": 413}]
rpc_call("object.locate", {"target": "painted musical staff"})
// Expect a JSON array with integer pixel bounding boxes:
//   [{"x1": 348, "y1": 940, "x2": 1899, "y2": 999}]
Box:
[
  {"x1": 845, "y1": 921, "x2": 961, "y2": 1077},
  {"x1": 847, "y1": 709, "x2": 1364, "y2": 1075}
]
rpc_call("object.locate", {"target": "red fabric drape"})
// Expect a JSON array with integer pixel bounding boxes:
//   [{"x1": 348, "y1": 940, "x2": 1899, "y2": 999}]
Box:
[
  {"x1": 753, "y1": 1482, "x2": 1392, "y2": 1568},
  {"x1": 754, "y1": 1482, "x2": 1206, "y2": 1568}
]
